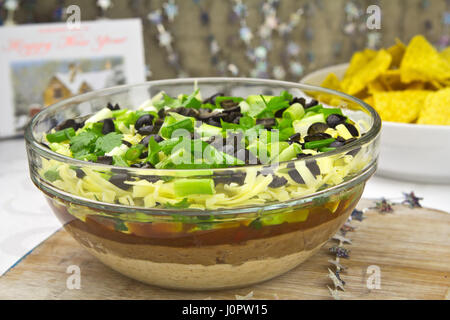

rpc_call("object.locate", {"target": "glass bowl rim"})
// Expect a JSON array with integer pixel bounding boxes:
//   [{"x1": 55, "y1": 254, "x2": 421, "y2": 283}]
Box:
[{"x1": 25, "y1": 77, "x2": 381, "y2": 173}]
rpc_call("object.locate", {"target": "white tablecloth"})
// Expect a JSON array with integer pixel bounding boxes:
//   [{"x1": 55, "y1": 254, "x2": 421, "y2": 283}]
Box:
[{"x1": 1, "y1": 138, "x2": 449, "y2": 275}]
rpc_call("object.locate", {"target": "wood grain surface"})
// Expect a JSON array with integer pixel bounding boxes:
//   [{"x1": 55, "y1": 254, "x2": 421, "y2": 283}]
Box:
[{"x1": 0, "y1": 199, "x2": 449, "y2": 300}]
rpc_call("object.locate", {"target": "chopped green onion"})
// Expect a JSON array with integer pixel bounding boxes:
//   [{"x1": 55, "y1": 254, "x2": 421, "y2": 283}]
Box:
[
  {"x1": 304, "y1": 105, "x2": 323, "y2": 113},
  {"x1": 125, "y1": 144, "x2": 145, "y2": 161},
  {"x1": 304, "y1": 138, "x2": 336, "y2": 150},
  {"x1": 272, "y1": 143, "x2": 302, "y2": 163},
  {"x1": 112, "y1": 155, "x2": 129, "y2": 167},
  {"x1": 174, "y1": 178, "x2": 215, "y2": 197},
  {"x1": 111, "y1": 109, "x2": 127, "y2": 118},
  {"x1": 321, "y1": 108, "x2": 344, "y2": 118},
  {"x1": 159, "y1": 115, "x2": 194, "y2": 139},
  {"x1": 283, "y1": 103, "x2": 305, "y2": 120},
  {"x1": 319, "y1": 147, "x2": 337, "y2": 152},
  {"x1": 46, "y1": 127, "x2": 75, "y2": 143}
]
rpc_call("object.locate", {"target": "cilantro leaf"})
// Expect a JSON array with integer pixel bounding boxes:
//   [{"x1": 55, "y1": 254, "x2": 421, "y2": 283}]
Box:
[
  {"x1": 181, "y1": 89, "x2": 202, "y2": 109},
  {"x1": 94, "y1": 132, "x2": 123, "y2": 155},
  {"x1": 70, "y1": 131, "x2": 98, "y2": 155},
  {"x1": 265, "y1": 95, "x2": 290, "y2": 113},
  {"x1": 146, "y1": 135, "x2": 162, "y2": 165},
  {"x1": 153, "y1": 93, "x2": 182, "y2": 110}
]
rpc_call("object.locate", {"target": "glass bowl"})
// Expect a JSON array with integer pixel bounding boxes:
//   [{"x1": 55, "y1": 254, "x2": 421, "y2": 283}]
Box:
[{"x1": 25, "y1": 78, "x2": 381, "y2": 290}]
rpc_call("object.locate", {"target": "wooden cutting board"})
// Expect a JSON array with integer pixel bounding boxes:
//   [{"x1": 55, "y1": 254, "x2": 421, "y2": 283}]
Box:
[{"x1": 0, "y1": 199, "x2": 449, "y2": 300}]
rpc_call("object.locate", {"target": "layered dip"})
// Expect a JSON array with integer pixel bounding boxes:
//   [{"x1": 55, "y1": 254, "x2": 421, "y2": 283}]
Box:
[{"x1": 26, "y1": 79, "x2": 380, "y2": 289}]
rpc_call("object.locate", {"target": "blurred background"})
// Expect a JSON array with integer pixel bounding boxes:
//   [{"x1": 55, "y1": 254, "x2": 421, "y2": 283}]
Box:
[{"x1": 3, "y1": 0, "x2": 449, "y2": 80}]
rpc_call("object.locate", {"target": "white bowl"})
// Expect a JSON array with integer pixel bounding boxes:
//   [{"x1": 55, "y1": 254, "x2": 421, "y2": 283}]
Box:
[{"x1": 301, "y1": 64, "x2": 450, "y2": 184}]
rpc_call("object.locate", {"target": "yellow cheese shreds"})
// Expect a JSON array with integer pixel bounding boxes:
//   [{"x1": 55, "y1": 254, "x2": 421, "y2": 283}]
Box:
[
  {"x1": 372, "y1": 90, "x2": 431, "y2": 123},
  {"x1": 417, "y1": 88, "x2": 450, "y2": 125},
  {"x1": 342, "y1": 50, "x2": 392, "y2": 95},
  {"x1": 400, "y1": 35, "x2": 450, "y2": 83}
]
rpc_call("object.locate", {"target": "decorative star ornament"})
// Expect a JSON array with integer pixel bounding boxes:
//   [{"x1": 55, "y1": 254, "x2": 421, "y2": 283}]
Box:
[
  {"x1": 351, "y1": 209, "x2": 365, "y2": 222},
  {"x1": 402, "y1": 192, "x2": 423, "y2": 208},
  {"x1": 272, "y1": 66, "x2": 286, "y2": 80},
  {"x1": 328, "y1": 259, "x2": 346, "y2": 270},
  {"x1": 97, "y1": 0, "x2": 112, "y2": 19},
  {"x1": 289, "y1": 62, "x2": 304, "y2": 76},
  {"x1": 239, "y1": 26, "x2": 253, "y2": 44},
  {"x1": 232, "y1": 0, "x2": 247, "y2": 18},
  {"x1": 327, "y1": 286, "x2": 341, "y2": 300},
  {"x1": 148, "y1": 9, "x2": 163, "y2": 25},
  {"x1": 332, "y1": 234, "x2": 352, "y2": 244},
  {"x1": 374, "y1": 198, "x2": 394, "y2": 213},
  {"x1": 4, "y1": 0, "x2": 19, "y2": 25},
  {"x1": 329, "y1": 245, "x2": 350, "y2": 258},
  {"x1": 163, "y1": 0, "x2": 178, "y2": 22},
  {"x1": 254, "y1": 46, "x2": 268, "y2": 60},
  {"x1": 158, "y1": 30, "x2": 173, "y2": 47},
  {"x1": 287, "y1": 42, "x2": 300, "y2": 56},
  {"x1": 345, "y1": 2, "x2": 361, "y2": 20},
  {"x1": 328, "y1": 268, "x2": 345, "y2": 291}
]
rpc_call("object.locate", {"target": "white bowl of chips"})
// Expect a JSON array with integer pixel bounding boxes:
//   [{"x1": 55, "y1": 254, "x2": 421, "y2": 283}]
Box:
[{"x1": 301, "y1": 36, "x2": 450, "y2": 184}]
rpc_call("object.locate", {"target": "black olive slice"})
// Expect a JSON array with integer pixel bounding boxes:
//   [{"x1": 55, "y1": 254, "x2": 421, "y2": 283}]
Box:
[
  {"x1": 306, "y1": 160, "x2": 321, "y2": 176},
  {"x1": 307, "y1": 122, "x2": 329, "y2": 135},
  {"x1": 296, "y1": 153, "x2": 312, "y2": 159},
  {"x1": 292, "y1": 97, "x2": 306, "y2": 107},
  {"x1": 326, "y1": 114, "x2": 347, "y2": 128},
  {"x1": 268, "y1": 175, "x2": 288, "y2": 188},
  {"x1": 135, "y1": 114, "x2": 154, "y2": 130},
  {"x1": 101, "y1": 118, "x2": 115, "y2": 135},
  {"x1": 305, "y1": 99, "x2": 319, "y2": 108},
  {"x1": 202, "y1": 93, "x2": 224, "y2": 105},
  {"x1": 109, "y1": 174, "x2": 131, "y2": 190},
  {"x1": 288, "y1": 168, "x2": 306, "y2": 184},
  {"x1": 138, "y1": 125, "x2": 154, "y2": 135},
  {"x1": 55, "y1": 119, "x2": 77, "y2": 131},
  {"x1": 97, "y1": 156, "x2": 113, "y2": 165},
  {"x1": 106, "y1": 103, "x2": 120, "y2": 111},
  {"x1": 121, "y1": 140, "x2": 132, "y2": 147},
  {"x1": 256, "y1": 118, "x2": 276, "y2": 129},
  {"x1": 75, "y1": 169, "x2": 86, "y2": 179},
  {"x1": 289, "y1": 133, "x2": 301, "y2": 143},
  {"x1": 304, "y1": 132, "x2": 332, "y2": 142},
  {"x1": 344, "y1": 123, "x2": 359, "y2": 137}
]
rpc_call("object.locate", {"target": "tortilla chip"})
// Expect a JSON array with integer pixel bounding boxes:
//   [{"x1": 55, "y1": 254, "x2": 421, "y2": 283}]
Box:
[
  {"x1": 342, "y1": 52, "x2": 370, "y2": 80},
  {"x1": 441, "y1": 47, "x2": 450, "y2": 63},
  {"x1": 363, "y1": 96, "x2": 375, "y2": 106},
  {"x1": 321, "y1": 73, "x2": 343, "y2": 91},
  {"x1": 342, "y1": 50, "x2": 392, "y2": 95},
  {"x1": 417, "y1": 88, "x2": 450, "y2": 125},
  {"x1": 406, "y1": 82, "x2": 426, "y2": 90},
  {"x1": 361, "y1": 48, "x2": 378, "y2": 60},
  {"x1": 372, "y1": 90, "x2": 431, "y2": 123},
  {"x1": 379, "y1": 69, "x2": 402, "y2": 90},
  {"x1": 367, "y1": 78, "x2": 388, "y2": 94},
  {"x1": 387, "y1": 39, "x2": 406, "y2": 69},
  {"x1": 400, "y1": 35, "x2": 450, "y2": 83}
]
